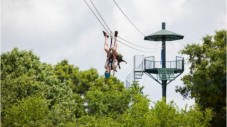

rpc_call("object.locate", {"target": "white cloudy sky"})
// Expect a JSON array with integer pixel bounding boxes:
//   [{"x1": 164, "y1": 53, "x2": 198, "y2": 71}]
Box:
[{"x1": 1, "y1": 0, "x2": 226, "y2": 108}]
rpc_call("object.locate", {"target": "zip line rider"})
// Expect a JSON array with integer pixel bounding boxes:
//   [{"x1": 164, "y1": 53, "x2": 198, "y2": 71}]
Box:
[{"x1": 103, "y1": 31, "x2": 126, "y2": 78}]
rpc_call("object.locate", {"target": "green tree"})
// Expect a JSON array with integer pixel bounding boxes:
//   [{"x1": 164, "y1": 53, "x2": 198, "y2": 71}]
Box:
[
  {"x1": 76, "y1": 115, "x2": 121, "y2": 127},
  {"x1": 1, "y1": 48, "x2": 83, "y2": 126},
  {"x1": 148, "y1": 100, "x2": 180, "y2": 127},
  {"x1": 119, "y1": 97, "x2": 212, "y2": 127},
  {"x1": 176, "y1": 30, "x2": 226, "y2": 126},
  {"x1": 181, "y1": 105, "x2": 213, "y2": 127},
  {"x1": 85, "y1": 77, "x2": 130, "y2": 117},
  {"x1": 4, "y1": 96, "x2": 50, "y2": 127},
  {"x1": 1, "y1": 48, "x2": 46, "y2": 124},
  {"x1": 148, "y1": 100, "x2": 212, "y2": 127},
  {"x1": 54, "y1": 60, "x2": 80, "y2": 93}
]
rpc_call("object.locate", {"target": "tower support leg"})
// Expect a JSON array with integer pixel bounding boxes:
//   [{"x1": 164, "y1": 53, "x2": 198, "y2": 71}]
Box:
[{"x1": 162, "y1": 80, "x2": 167, "y2": 101}]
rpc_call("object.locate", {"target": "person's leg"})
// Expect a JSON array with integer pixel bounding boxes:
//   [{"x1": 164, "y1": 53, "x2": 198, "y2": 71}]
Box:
[
  {"x1": 103, "y1": 31, "x2": 111, "y2": 72},
  {"x1": 112, "y1": 31, "x2": 118, "y2": 71},
  {"x1": 112, "y1": 31, "x2": 118, "y2": 58},
  {"x1": 103, "y1": 31, "x2": 110, "y2": 57}
]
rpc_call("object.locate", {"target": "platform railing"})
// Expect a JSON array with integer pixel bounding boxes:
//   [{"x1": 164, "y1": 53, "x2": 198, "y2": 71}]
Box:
[
  {"x1": 134, "y1": 55, "x2": 144, "y2": 72},
  {"x1": 144, "y1": 56, "x2": 184, "y2": 70}
]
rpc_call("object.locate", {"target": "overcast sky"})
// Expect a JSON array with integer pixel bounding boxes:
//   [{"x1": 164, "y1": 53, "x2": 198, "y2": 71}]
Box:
[{"x1": 1, "y1": 0, "x2": 226, "y2": 108}]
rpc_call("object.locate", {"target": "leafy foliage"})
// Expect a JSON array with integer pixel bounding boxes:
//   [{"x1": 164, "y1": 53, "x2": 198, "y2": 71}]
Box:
[
  {"x1": 4, "y1": 97, "x2": 50, "y2": 127},
  {"x1": 1, "y1": 48, "x2": 213, "y2": 126},
  {"x1": 176, "y1": 30, "x2": 226, "y2": 126}
]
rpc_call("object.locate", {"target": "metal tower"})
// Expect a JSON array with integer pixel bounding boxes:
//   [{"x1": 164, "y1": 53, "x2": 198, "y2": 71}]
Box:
[
  {"x1": 144, "y1": 22, "x2": 184, "y2": 99},
  {"x1": 126, "y1": 22, "x2": 184, "y2": 100}
]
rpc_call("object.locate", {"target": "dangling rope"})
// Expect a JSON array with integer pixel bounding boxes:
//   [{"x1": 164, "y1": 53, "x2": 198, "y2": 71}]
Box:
[
  {"x1": 110, "y1": 32, "x2": 113, "y2": 50},
  {"x1": 108, "y1": 32, "x2": 114, "y2": 72}
]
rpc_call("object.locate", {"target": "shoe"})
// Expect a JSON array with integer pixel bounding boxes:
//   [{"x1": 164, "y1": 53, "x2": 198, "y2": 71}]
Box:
[
  {"x1": 114, "y1": 31, "x2": 118, "y2": 37},
  {"x1": 103, "y1": 31, "x2": 109, "y2": 38}
]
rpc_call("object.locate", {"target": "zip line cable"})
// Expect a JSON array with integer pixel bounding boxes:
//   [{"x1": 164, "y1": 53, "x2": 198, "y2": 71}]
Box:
[
  {"x1": 112, "y1": 0, "x2": 145, "y2": 36},
  {"x1": 89, "y1": 0, "x2": 112, "y2": 32},
  {"x1": 88, "y1": 0, "x2": 158, "y2": 51},
  {"x1": 90, "y1": 0, "x2": 155, "y2": 50},
  {"x1": 118, "y1": 36, "x2": 160, "y2": 50},
  {"x1": 117, "y1": 39, "x2": 151, "y2": 53},
  {"x1": 83, "y1": 0, "x2": 109, "y2": 33},
  {"x1": 82, "y1": 0, "x2": 158, "y2": 53},
  {"x1": 112, "y1": 0, "x2": 161, "y2": 48}
]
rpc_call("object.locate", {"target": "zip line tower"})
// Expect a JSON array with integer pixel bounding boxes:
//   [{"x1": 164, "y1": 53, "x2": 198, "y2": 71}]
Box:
[{"x1": 126, "y1": 22, "x2": 184, "y2": 100}]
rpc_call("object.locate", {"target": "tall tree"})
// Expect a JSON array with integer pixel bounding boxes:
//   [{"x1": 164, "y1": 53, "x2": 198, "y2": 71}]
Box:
[
  {"x1": 176, "y1": 30, "x2": 226, "y2": 126},
  {"x1": 1, "y1": 48, "x2": 83, "y2": 126},
  {"x1": 1, "y1": 48, "x2": 45, "y2": 122},
  {"x1": 4, "y1": 97, "x2": 50, "y2": 127}
]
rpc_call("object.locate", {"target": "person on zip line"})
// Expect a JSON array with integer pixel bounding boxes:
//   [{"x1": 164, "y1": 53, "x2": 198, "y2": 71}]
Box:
[{"x1": 103, "y1": 31, "x2": 126, "y2": 78}]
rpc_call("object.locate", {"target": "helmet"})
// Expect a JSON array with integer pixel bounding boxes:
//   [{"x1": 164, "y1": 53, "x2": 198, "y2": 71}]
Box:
[{"x1": 104, "y1": 71, "x2": 110, "y2": 78}]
